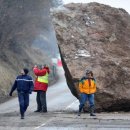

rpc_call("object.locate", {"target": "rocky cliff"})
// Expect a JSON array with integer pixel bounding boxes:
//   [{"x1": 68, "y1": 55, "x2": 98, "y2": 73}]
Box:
[
  {"x1": 0, "y1": 0, "x2": 58, "y2": 103},
  {"x1": 52, "y1": 3, "x2": 130, "y2": 112}
]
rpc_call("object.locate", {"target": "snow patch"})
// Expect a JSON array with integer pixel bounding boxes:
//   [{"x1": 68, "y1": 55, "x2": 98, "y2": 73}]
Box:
[
  {"x1": 83, "y1": 14, "x2": 95, "y2": 26},
  {"x1": 75, "y1": 49, "x2": 91, "y2": 58}
]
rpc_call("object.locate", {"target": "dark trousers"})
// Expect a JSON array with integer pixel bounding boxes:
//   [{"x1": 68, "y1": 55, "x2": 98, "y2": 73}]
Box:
[
  {"x1": 36, "y1": 91, "x2": 47, "y2": 111},
  {"x1": 18, "y1": 92, "x2": 29, "y2": 117}
]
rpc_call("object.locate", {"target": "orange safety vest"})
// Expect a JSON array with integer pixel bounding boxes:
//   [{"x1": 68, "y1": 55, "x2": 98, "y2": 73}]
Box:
[{"x1": 79, "y1": 78, "x2": 96, "y2": 94}]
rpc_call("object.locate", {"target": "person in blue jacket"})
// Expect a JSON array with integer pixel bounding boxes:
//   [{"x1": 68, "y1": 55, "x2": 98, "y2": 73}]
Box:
[{"x1": 9, "y1": 68, "x2": 34, "y2": 119}]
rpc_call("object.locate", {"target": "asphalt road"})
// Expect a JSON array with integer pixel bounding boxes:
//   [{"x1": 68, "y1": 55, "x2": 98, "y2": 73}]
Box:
[{"x1": 0, "y1": 67, "x2": 130, "y2": 130}]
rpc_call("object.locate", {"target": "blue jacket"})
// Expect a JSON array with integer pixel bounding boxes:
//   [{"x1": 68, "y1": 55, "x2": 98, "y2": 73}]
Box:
[{"x1": 10, "y1": 74, "x2": 34, "y2": 94}]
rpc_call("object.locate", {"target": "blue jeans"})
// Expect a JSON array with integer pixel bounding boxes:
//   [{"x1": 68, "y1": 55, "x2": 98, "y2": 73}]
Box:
[
  {"x1": 79, "y1": 93, "x2": 95, "y2": 112},
  {"x1": 18, "y1": 92, "x2": 29, "y2": 116}
]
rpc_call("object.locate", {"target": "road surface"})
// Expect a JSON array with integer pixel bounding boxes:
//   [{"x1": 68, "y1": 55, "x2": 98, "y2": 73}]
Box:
[{"x1": 0, "y1": 67, "x2": 130, "y2": 130}]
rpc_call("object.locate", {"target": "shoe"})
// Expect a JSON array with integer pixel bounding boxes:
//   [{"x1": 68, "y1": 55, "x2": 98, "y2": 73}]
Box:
[
  {"x1": 34, "y1": 110, "x2": 41, "y2": 112},
  {"x1": 90, "y1": 113, "x2": 96, "y2": 116},
  {"x1": 77, "y1": 112, "x2": 81, "y2": 116},
  {"x1": 21, "y1": 116, "x2": 24, "y2": 119},
  {"x1": 40, "y1": 110, "x2": 47, "y2": 113},
  {"x1": 21, "y1": 113, "x2": 24, "y2": 119}
]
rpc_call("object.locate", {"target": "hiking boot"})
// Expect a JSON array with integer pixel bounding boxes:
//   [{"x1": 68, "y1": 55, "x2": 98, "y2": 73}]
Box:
[{"x1": 90, "y1": 113, "x2": 96, "y2": 116}]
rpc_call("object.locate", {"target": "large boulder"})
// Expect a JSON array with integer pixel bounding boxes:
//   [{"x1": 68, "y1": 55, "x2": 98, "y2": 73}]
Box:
[{"x1": 52, "y1": 3, "x2": 130, "y2": 112}]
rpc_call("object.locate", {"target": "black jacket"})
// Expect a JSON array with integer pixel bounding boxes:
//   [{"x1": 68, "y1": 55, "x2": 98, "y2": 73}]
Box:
[{"x1": 10, "y1": 74, "x2": 34, "y2": 94}]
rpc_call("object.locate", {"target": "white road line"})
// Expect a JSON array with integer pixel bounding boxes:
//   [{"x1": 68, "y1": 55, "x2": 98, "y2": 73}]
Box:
[
  {"x1": 34, "y1": 118, "x2": 53, "y2": 129},
  {"x1": 65, "y1": 100, "x2": 79, "y2": 110},
  {"x1": 34, "y1": 100, "x2": 79, "y2": 129},
  {"x1": 34, "y1": 123, "x2": 46, "y2": 129}
]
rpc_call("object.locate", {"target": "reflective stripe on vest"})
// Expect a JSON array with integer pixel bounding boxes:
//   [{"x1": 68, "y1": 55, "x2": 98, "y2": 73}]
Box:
[{"x1": 37, "y1": 72, "x2": 49, "y2": 83}]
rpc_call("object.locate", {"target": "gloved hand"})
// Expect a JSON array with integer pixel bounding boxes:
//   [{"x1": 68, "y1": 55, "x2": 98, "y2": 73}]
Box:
[{"x1": 9, "y1": 92, "x2": 12, "y2": 96}]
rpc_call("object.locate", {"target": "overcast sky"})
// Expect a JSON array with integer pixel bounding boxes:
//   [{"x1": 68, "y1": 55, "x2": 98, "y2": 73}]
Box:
[{"x1": 63, "y1": 0, "x2": 130, "y2": 14}]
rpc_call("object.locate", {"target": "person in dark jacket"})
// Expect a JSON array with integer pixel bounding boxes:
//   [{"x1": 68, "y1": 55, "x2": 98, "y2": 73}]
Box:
[{"x1": 9, "y1": 68, "x2": 34, "y2": 119}]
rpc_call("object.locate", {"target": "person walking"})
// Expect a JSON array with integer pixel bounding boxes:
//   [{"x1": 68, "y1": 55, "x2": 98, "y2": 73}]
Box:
[
  {"x1": 33, "y1": 65, "x2": 49, "y2": 113},
  {"x1": 78, "y1": 70, "x2": 96, "y2": 116},
  {"x1": 9, "y1": 68, "x2": 34, "y2": 119}
]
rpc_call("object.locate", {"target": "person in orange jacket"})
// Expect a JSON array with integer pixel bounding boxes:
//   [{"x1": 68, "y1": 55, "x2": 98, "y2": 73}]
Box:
[
  {"x1": 78, "y1": 70, "x2": 96, "y2": 116},
  {"x1": 33, "y1": 65, "x2": 50, "y2": 113}
]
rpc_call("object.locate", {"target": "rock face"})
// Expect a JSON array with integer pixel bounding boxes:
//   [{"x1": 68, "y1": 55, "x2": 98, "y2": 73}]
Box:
[{"x1": 52, "y1": 3, "x2": 130, "y2": 111}]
